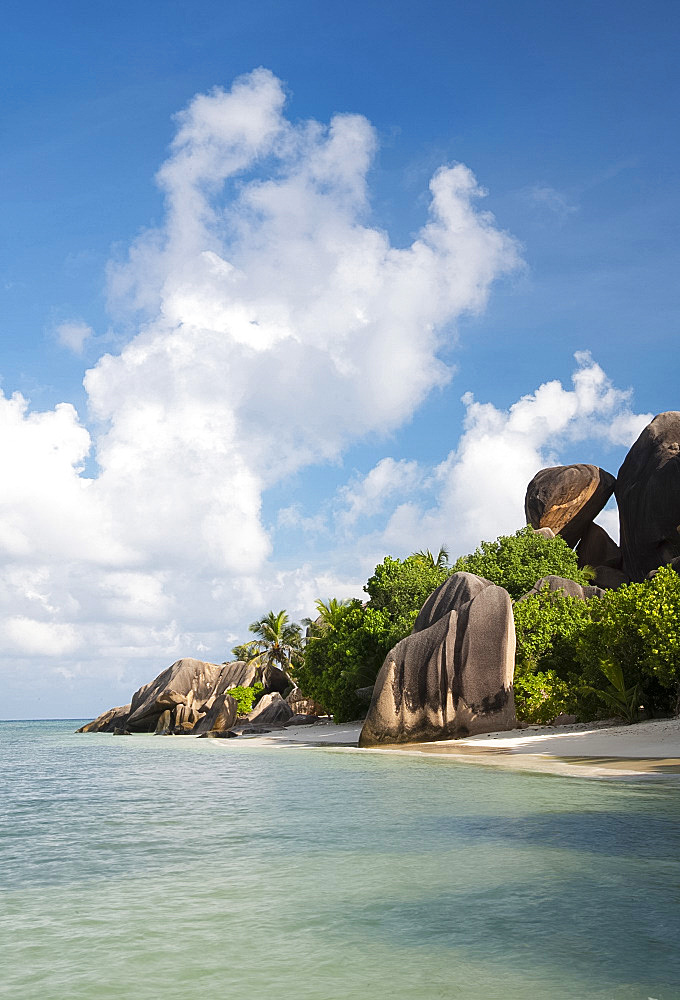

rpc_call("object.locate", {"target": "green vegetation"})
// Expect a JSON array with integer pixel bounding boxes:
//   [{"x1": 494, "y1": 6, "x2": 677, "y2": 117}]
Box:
[
  {"x1": 513, "y1": 565, "x2": 680, "y2": 723},
  {"x1": 230, "y1": 531, "x2": 680, "y2": 728},
  {"x1": 227, "y1": 682, "x2": 264, "y2": 715},
  {"x1": 451, "y1": 525, "x2": 590, "y2": 600}
]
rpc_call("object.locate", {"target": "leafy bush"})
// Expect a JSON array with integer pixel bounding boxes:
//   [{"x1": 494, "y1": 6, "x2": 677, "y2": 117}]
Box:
[
  {"x1": 295, "y1": 601, "x2": 400, "y2": 723},
  {"x1": 365, "y1": 554, "x2": 451, "y2": 621},
  {"x1": 513, "y1": 591, "x2": 591, "y2": 722},
  {"x1": 575, "y1": 565, "x2": 680, "y2": 717},
  {"x1": 513, "y1": 670, "x2": 574, "y2": 725},
  {"x1": 452, "y1": 525, "x2": 590, "y2": 600},
  {"x1": 227, "y1": 682, "x2": 264, "y2": 716}
]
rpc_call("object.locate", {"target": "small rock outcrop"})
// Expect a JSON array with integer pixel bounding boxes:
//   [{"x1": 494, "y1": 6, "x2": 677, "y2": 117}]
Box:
[
  {"x1": 77, "y1": 704, "x2": 131, "y2": 734},
  {"x1": 616, "y1": 411, "x2": 680, "y2": 581},
  {"x1": 516, "y1": 576, "x2": 605, "y2": 602},
  {"x1": 359, "y1": 573, "x2": 515, "y2": 747},
  {"x1": 286, "y1": 688, "x2": 326, "y2": 716},
  {"x1": 192, "y1": 694, "x2": 238, "y2": 735},
  {"x1": 247, "y1": 692, "x2": 294, "y2": 727},
  {"x1": 525, "y1": 464, "x2": 616, "y2": 547}
]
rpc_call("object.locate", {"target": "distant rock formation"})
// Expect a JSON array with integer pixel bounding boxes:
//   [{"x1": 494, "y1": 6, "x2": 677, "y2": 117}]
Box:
[
  {"x1": 525, "y1": 464, "x2": 616, "y2": 547},
  {"x1": 359, "y1": 573, "x2": 515, "y2": 747},
  {"x1": 616, "y1": 411, "x2": 680, "y2": 581},
  {"x1": 516, "y1": 575, "x2": 605, "y2": 602},
  {"x1": 78, "y1": 657, "x2": 258, "y2": 734}
]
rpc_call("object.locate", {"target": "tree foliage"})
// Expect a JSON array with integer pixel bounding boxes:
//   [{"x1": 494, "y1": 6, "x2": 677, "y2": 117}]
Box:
[{"x1": 451, "y1": 525, "x2": 590, "y2": 600}]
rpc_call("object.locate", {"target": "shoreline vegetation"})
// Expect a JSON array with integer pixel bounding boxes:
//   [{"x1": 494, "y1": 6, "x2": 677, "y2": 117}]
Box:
[{"x1": 79, "y1": 415, "x2": 680, "y2": 776}]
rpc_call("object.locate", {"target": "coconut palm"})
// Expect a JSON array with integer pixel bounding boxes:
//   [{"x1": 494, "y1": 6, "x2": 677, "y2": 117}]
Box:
[
  {"x1": 303, "y1": 597, "x2": 354, "y2": 639},
  {"x1": 246, "y1": 610, "x2": 304, "y2": 673},
  {"x1": 412, "y1": 546, "x2": 450, "y2": 569}
]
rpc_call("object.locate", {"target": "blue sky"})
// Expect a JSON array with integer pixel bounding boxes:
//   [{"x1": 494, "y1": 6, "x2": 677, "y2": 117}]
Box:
[{"x1": 1, "y1": 0, "x2": 678, "y2": 718}]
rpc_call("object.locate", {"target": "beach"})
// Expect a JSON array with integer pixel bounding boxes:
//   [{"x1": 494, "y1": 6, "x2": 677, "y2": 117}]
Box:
[{"x1": 231, "y1": 716, "x2": 680, "y2": 779}]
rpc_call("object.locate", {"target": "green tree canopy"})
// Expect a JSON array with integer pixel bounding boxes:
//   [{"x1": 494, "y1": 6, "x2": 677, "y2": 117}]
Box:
[{"x1": 451, "y1": 525, "x2": 590, "y2": 600}]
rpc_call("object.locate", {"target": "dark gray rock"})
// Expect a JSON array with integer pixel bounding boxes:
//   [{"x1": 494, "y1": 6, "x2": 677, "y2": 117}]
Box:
[
  {"x1": 516, "y1": 576, "x2": 605, "y2": 602},
  {"x1": 576, "y1": 521, "x2": 622, "y2": 570},
  {"x1": 591, "y1": 565, "x2": 630, "y2": 590},
  {"x1": 359, "y1": 577, "x2": 516, "y2": 747},
  {"x1": 262, "y1": 663, "x2": 294, "y2": 696},
  {"x1": 354, "y1": 686, "x2": 374, "y2": 705},
  {"x1": 283, "y1": 714, "x2": 321, "y2": 727},
  {"x1": 525, "y1": 464, "x2": 616, "y2": 547},
  {"x1": 616, "y1": 411, "x2": 680, "y2": 581},
  {"x1": 247, "y1": 692, "x2": 294, "y2": 726},
  {"x1": 646, "y1": 555, "x2": 680, "y2": 579}
]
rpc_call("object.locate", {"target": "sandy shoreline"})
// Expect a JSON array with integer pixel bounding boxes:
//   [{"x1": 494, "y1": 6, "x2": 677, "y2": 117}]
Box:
[{"x1": 228, "y1": 717, "x2": 680, "y2": 779}]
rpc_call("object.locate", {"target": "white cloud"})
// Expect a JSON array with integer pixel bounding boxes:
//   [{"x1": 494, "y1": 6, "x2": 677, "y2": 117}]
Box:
[
  {"x1": 54, "y1": 320, "x2": 94, "y2": 354},
  {"x1": 10, "y1": 70, "x2": 647, "y2": 716},
  {"x1": 338, "y1": 353, "x2": 650, "y2": 559}
]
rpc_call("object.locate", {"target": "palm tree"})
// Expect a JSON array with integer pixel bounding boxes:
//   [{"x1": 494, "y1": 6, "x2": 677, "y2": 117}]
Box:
[
  {"x1": 303, "y1": 597, "x2": 354, "y2": 639},
  {"x1": 246, "y1": 610, "x2": 304, "y2": 673},
  {"x1": 412, "y1": 545, "x2": 450, "y2": 569}
]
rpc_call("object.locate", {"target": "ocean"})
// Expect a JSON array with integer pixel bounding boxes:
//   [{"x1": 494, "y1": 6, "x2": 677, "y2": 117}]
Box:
[{"x1": 1, "y1": 719, "x2": 679, "y2": 999}]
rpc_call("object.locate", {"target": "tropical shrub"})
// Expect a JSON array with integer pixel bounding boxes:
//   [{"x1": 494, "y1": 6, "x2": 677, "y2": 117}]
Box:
[
  {"x1": 451, "y1": 525, "x2": 590, "y2": 600},
  {"x1": 575, "y1": 565, "x2": 680, "y2": 717},
  {"x1": 227, "y1": 682, "x2": 264, "y2": 716},
  {"x1": 365, "y1": 553, "x2": 451, "y2": 622},
  {"x1": 513, "y1": 591, "x2": 592, "y2": 722},
  {"x1": 295, "y1": 601, "x2": 398, "y2": 723}
]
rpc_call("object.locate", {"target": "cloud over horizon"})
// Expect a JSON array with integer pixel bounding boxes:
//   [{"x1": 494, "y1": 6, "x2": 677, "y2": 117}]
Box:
[{"x1": 0, "y1": 70, "x2": 651, "y2": 717}]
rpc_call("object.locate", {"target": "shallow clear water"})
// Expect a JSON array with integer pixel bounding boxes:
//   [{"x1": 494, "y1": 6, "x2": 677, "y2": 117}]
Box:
[{"x1": 1, "y1": 720, "x2": 679, "y2": 1000}]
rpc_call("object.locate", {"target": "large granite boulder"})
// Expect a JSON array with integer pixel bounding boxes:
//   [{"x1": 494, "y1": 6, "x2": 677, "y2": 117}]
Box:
[
  {"x1": 516, "y1": 575, "x2": 605, "y2": 602},
  {"x1": 616, "y1": 412, "x2": 680, "y2": 581},
  {"x1": 192, "y1": 693, "x2": 238, "y2": 735},
  {"x1": 126, "y1": 658, "x2": 225, "y2": 732},
  {"x1": 78, "y1": 657, "x2": 260, "y2": 735},
  {"x1": 247, "y1": 692, "x2": 294, "y2": 726},
  {"x1": 359, "y1": 574, "x2": 515, "y2": 747},
  {"x1": 77, "y1": 704, "x2": 131, "y2": 733},
  {"x1": 525, "y1": 464, "x2": 616, "y2": 547}
]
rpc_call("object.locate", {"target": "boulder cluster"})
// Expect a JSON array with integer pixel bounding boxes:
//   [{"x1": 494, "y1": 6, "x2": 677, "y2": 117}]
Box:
[
  {"x1": 360, "y1": 411, "x2": 680, "y2": 747},
  {"x1": 81, "y1": 412, "x2": 679, "y2": 750},
  {"x1": 77, "y1": 657, "x2": 326, "y2": 736},
  {"x1": 525, "y1": 411, "x2": 680, "y2": 588}
]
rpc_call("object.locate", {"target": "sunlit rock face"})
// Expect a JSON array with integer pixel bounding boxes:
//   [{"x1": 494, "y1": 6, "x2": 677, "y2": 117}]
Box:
[
  {"x1": 616, "y1": 412, "x2": 680, "y2": 582},
  {"x1": 359, "y1": 573, "x2": 515, "y2": 748},
  {"x1": 524, "y1": 464, "x2": 616, "y2": 548},
  {"x1": 78, "y1": 657, "x2": 257, "y2": 734}
]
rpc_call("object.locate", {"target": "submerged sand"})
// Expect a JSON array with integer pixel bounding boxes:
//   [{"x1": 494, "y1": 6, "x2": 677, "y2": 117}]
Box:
[{"x1": 231, "y1": 716, "x2": 680, "y2": 779}]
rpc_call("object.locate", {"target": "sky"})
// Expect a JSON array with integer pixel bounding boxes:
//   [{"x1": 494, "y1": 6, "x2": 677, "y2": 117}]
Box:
[{"x1": 1, "y1": 0, "x2": 679, "y2": 719}]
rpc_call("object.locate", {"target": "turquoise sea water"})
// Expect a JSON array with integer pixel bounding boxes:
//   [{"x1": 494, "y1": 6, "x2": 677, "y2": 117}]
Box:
[{"x1": 1, "y1": 721, "x2": 679, "y2": 1000}]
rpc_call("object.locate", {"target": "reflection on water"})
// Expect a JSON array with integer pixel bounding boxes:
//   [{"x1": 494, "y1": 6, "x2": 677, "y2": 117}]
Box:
[{"x1": 0, "y1": 720, "x2": 678, "y2": 1000}]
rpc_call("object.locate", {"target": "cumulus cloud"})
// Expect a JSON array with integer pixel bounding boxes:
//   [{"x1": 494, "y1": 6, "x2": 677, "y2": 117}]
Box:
[
  {"x1": 7, "y1": 69, "x2": 644, "y2": 717},
  {"x1": 341, "y1": 353, "x2": 651, "y2": 559}
]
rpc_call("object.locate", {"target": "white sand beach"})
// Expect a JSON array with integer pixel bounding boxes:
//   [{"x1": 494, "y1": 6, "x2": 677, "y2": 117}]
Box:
[{"x1": 234, "y1": 717, "x2": 680, "y2": 778}]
